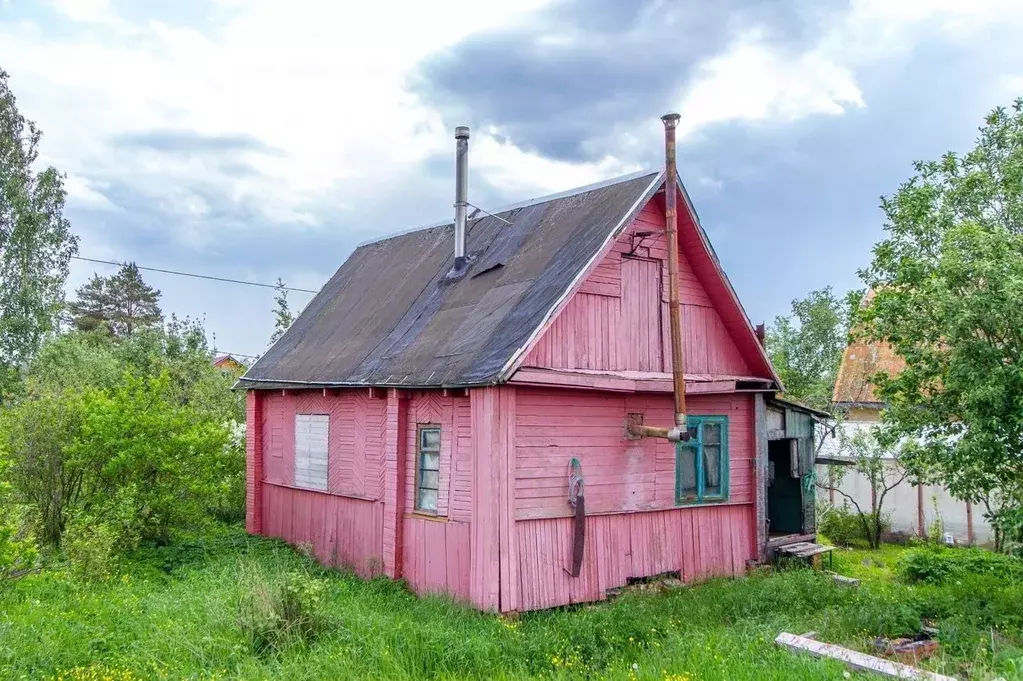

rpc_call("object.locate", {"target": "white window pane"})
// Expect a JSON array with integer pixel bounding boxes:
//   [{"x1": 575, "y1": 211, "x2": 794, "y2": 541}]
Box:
[
  {"x1": 703, "y1": 445, "x2": 721, "y2": 495},
  {"x1": 421, "y1": 451, "x2": 440, "y2": 472},
  {"x1": 420, "y1": 470, "x2": 439, "y2": 490},
  {"x1": 417, "y1": 488, "x2": 438, "y2": 513},
  {"x1": 420, "y1": 428, "x2": 441, "y2": 451},
  {"x1": 703, "y1": 422, "x2": 722, "y2": 445},
  {"x1": 678, "y1": 449, "x2": 697, "y2": 495}
]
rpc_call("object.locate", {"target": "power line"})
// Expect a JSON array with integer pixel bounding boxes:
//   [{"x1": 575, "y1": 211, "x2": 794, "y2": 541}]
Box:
[
  {"x1": 215, "y1": 351, "x2": 261, "y2": 359},
  {"x1": 72, "y1": 256, "x2": 319, "y2": 294}
]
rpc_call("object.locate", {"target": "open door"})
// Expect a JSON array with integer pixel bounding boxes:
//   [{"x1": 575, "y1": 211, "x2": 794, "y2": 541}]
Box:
[{"x1": 767, "y1": 439, "x2": 804, "y2": 535}]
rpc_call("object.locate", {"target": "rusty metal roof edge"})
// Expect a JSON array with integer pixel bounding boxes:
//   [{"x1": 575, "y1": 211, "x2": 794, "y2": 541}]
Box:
[
  {"x1": 353, "y1": 168, "x2": 661, "y2": 249},
  {"x1": 494, "y1": 170, "x2": 667, "y2": 383}
]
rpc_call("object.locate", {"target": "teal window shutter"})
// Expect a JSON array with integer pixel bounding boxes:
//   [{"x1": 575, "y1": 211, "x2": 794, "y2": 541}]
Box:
[{"x1": 675, "y1": 415, "x2": 729, "y2": 504}]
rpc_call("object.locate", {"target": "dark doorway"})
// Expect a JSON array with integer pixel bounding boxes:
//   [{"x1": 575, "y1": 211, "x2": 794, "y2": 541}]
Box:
[{"x1": 768, "y1": 439, "x2": 804, "y2": 535}]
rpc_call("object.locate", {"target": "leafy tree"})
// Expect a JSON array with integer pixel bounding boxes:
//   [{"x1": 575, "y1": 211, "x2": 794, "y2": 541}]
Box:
[
  {"x1": 0, "y1": 69, "x2": 79, "y2": 398},
  {"x1": 860, "y1": 98, "x2": 1023, "y2": 553},
  {"x1": 1, "y1": 318, "x2": 245, "y2": 551},
  {"x1": 817, "y1": 427, "x2": 905, "y2": 549},
  {"x1": 766, "y1": 287, "x2": 860, "y2": 410},
  {"x1": 268, "y1": 278, "x2": 293, "y2": 347},
  {"x1": 68, "y1": 262, "x2": 162, "y2": 338}
]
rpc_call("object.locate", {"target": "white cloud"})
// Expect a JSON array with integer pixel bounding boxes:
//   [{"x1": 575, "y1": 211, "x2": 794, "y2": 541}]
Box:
[
  {"x1": 473, "y1": 132, "x2": 641, "y2": 197},
  {"x1": 679, "y1": 31, "x2": 864, "y2": 136},
  {"x1": 47, "y1": 0, "x2": 122, "y2": 25},
  {"x1": 676, "y1": 0, "x2": 1023, "y2": 138},
  {"x1": 0, "y1": 0, "x2": 556, "y2": 247}
]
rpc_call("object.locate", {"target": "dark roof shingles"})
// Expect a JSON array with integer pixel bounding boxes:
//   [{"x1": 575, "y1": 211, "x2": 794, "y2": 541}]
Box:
[{"x1": 243, "y1": 172, "x2": 661, "y2": 388}]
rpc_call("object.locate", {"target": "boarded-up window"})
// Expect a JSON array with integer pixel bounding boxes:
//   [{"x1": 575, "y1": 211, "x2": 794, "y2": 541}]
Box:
[
  {"x1": 295, "y1": 414, "x2": 329, "y2": 491},
  {"x1": 675, "y1": 416, "x2": 728, "y2": 504},
  {"x1": 415, "y1": 425, "x2": 441, "y2": 514}
]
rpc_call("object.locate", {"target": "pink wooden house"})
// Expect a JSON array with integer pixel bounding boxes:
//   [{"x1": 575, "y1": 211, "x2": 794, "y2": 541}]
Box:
[{"x1": 241, "y1": 116, "x2": 819, "y2": 612}]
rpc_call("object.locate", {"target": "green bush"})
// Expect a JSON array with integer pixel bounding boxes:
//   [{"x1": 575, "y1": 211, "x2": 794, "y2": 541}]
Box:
[
  {"x1": 237, "y1": 563, "x2": 329, "y2": 655},
  {"x1": 897, "y1": 546, "x2": 1023, "y2": 584},
  {"x1": 818, "y1": 503, "x2": 891, "y2": 547},
  {"x1": 0, "y1": 448, "x2": 39, "y2": 589},
  {"x1": 62, "y1": 516, "x2": 122, "y2": 582}
]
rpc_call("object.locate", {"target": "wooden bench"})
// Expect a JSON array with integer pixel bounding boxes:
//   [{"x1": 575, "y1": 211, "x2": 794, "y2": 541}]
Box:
[{"x1": 775, "y1": 541, "x2": 835, "y2": 569}]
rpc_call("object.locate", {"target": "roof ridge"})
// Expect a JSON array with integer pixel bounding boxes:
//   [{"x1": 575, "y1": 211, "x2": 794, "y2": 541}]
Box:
[{"x1": 355, "y1": 168, "x2": 661, "y2": 249}]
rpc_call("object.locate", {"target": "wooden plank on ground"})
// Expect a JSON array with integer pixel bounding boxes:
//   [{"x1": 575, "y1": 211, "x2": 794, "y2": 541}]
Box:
[{"x1": 774, "y1": 633, "x2": 957, "y2": 681}]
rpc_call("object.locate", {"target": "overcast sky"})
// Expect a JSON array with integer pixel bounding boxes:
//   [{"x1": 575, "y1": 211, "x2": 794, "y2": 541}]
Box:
[{"x1": 2, "y1": 0, "x2": 1022, "y2": 359}]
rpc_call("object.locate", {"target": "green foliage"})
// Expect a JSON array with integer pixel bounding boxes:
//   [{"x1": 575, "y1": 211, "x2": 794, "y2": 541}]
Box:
[
  {"x1": 62, "y1": 515, "x2": 121, "y2": 583},
  {"x1": 861, "y1": 98, "x2": 1023, "y2": 553},
  {"x1": 765, "y1": 286, "x2": 859, "y2": 410},
  {"x1": 268, "y1": 278, "x2": 294, "y2": 347},
  {"x1": 0, "y1": 69, "x2": 79, "y2": 399},
  {"x1": 2, "y1": 529, "x2": 1021, "y2": 680},
  {"x1": 0, "y1": 387, "x2": 89, "y2": 546},
  {"x1": 67, "y1": 263, "x2": 163, "y2": 338},
  {"x1": 237, "y1": 562, "x2": 328, "y2": 655},
  {"x1": 0, "y1": 448, "x2": 38, "y2": 588},
  {"x1": 897, "y1": 546, "x2": 1023, "y2": 585},
  {"x1": 0, "y1": 320, "x2": 245, "y2": 557},
  {"x1": 818, "y1": 502, "x2": 890, "y2": 548},
  {"x1": 818, "y1": 428, "x2": 905, "y2": 549}
]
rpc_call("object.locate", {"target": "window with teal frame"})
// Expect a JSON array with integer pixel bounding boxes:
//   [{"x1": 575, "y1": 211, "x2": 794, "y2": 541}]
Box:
[{"x1": 675, "y1": 416, "x2": 729, "y2": 504}]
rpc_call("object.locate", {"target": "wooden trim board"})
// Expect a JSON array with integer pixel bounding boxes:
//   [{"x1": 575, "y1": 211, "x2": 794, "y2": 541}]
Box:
[{"x1": 775, "y1": 633, "x2": 956, "y2": 681}]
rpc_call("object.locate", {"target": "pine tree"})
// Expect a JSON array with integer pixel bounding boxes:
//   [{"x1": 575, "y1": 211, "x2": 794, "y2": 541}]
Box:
[
  {"x1": 68, "y1": 263, "x2": 162, "y2": 338},
  {"x1": 107, "y1": 263, "x2": 162, "y2": 337},
  {"x1": 268, "y1": 278, "x2": 293, "y2": 347},
  {"x1": 67, "y1": 274, "x2": 111, "y2": 333}
]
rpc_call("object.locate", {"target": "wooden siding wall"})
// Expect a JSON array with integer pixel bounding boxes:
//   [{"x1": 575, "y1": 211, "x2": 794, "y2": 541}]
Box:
[
  {"x1": 258, "y1": 390, "x2": 388, "y2": 577},
  {"x1": 523, "y1": 200, "x2": 750, "y2": 376},
  {"x1": 401, "y1": 392, "x2": 473, "y2": 600},
  {"x1": 262, "y1": 483, "x2": 385, "y2": 577},
  {"x1": 257, "y1": 389, "x2": 475, "y2": 601},
  {"x1": 510, "y1": 386, "x2": 756, "y2": 611},
  {"x1": 514, "y1": 388, "x2": 753, "y2": 519},
  {"x1": 516, "y1": 505, "x2": 753, "y2": 611},
  {"x1": 261, "y1": 390, "x2": 386, "y2": 499}
]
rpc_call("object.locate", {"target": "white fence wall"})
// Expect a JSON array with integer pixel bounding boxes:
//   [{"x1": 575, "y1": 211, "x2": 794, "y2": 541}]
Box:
[{"x1": 816, "y1": 422, "x2": 993, "y2": 545}]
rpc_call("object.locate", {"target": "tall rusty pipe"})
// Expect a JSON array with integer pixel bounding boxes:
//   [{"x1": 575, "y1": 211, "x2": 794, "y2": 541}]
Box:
[
  {"x1": 662, "y1": 112, "x2": 688, "y2": 439},
  {"x1": 624, "y1": 113, "x2": 689, "y2": 443}
]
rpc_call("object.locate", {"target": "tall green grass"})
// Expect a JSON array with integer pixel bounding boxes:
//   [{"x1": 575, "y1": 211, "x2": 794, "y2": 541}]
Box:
[{"x1": 1, "y1": 526, "x2": 1020, "y2": 680}]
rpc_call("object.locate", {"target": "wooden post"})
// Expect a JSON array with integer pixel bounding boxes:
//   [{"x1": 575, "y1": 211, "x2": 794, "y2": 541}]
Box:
[
  {"x1": 382, "y1": 389, "x2": 409, "y2": 579},
  {"x1": 470, "y1": 387, "x2": 505, "y2": 611},
  {"x1": 754, "y1": 394, "x2": 768, "y2": 561},
  {"x1": 916, "y1": 483, "x2": 925, "y2": 537},
  {"x1": 245, "y1": 390, "x2": 264, "y2": 535},
  {"x1": 966, "y1": 501, "x2": 975, "y2": 545},
  {"x1": 497, "y1": 386, "x2": 519, "y2": 613}
]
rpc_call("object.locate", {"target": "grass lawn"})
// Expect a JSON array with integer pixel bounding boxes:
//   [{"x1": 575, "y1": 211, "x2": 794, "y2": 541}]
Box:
[{"x1": 1, "y1": 526, "x2": 1021, "y2": 681}]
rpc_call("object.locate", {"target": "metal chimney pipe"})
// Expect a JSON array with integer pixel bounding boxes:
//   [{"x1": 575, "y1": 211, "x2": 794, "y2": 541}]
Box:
[
  {"x1": 454, "y1": 126, "x2": 470, "y2": 269},
  {"x1": 662, "y1": 112, "x2": 688, "y2": 438}
]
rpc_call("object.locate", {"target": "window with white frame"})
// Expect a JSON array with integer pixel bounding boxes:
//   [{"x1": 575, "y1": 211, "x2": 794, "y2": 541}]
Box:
[
  {"x1": 294, "y1": 414, "x2": 329, "y2": 491},
  {"x1": 415, "y1": 425, "x2": 441, "y2": 514}
]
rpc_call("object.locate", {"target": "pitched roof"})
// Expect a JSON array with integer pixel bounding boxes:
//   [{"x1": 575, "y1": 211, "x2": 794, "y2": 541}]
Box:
[
  {"x1": 832, "y1": 289, "x2": 905, "y2": 407},
  {"x1": 240, "y1": 170, "x2": 779, "y2": 390}
]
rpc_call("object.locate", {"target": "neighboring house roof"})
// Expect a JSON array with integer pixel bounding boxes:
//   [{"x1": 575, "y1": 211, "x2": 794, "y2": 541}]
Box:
[
  {"x1": 832, "y1": 289, "x2": 905, "y2": 407},
  {"x1": 240, "y1": 170, "x2": 779, "y2": 390},
  {"x1": 214, "y1": 354, "x2": 247, "y2": 370}
]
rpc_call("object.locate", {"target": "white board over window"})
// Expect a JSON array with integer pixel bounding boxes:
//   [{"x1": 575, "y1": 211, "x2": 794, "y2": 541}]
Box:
[{"x1": 295, "y1": 414, "x2": 329, "y2": 491}]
